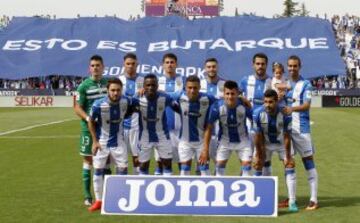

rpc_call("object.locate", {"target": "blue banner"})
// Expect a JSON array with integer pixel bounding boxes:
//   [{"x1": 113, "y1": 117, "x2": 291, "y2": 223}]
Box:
[
  {"x1": 102, "y1": 176, "x2": 278, "y2": 217},
  {"x1": 0, "y1": 16, "x2": 345, "y2": 81}
]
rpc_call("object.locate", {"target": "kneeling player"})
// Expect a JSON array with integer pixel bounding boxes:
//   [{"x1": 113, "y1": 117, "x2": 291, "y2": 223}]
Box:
[
  {"x1": 134, "y1": 74, "x2": 180, "y2": 175},
  {"x1": 200, "y1": 81, "x2": 253, "y2": 176},
  {"x1": 87, "y1": 78, "x2": 135, "y2": 212},
  {"x1": 173, "y1": 75, "x2": 216, "y2": 176},
  {"x1": 253, "y1": 89, "x2": 298, "y2": 212}
]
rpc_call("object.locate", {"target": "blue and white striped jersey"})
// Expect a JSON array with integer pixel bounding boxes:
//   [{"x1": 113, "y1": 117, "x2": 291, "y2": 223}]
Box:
[
  {"x1": 285, "y1": 76, "x2": 312, "y2": 134},
  {"x1": 119, "y1": 73, "x2": 144, "y2": 130},
  {"x1": 239, "y1": 74, "x2": 272, "y2": 111},
  {"x1": 172, "y1": 91, "x2": 216, "y2": 143},
  {"x1": 158, "y1": 74, "x2": 184, "y2": 131},
  {"x1": 253, "y1": 105, "x2": 292, "y2": 145},
  {"x1": 90, "y1": 96, "x2": 133, "y2": 148},
  {"x1": 200, "y1": 77, "x2": 226, "y2": 99},
  {"x1": 208, "y1": 99, "x2": 252, "y2": 143},
  {"x1": 133, "y1": 92, "x2": 179, "y2": 143}
]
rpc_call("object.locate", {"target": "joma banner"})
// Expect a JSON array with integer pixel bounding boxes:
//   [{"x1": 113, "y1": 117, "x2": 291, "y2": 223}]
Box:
[{"x1": 102, "y1": 175, "x2": 278, "y2": 217}]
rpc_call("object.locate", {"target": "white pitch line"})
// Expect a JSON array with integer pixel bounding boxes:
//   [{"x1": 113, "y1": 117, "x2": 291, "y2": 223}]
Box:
[
  {"x1": 0, "y1": 118, "x2": 76, "y2": 136},
  {"x1": 0, "y1": 135, "x2": 78, "y2": 139}
]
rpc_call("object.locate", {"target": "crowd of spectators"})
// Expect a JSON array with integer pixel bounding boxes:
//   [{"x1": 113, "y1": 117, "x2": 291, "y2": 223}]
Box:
[
  {"x1": 0, "y1": 76, "x2": 84, "y2": 91},
  {"x1": 329, "y1": 14, "x2": 360, "y2": 89}
]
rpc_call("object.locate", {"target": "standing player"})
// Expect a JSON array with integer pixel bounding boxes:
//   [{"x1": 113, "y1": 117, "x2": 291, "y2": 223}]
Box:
[
  {"x1": 87, "y1": 78, "x2": 135, "y2": 212},
  {"x1": 282, "y1": 55, "x2": 319, "y2": 210},
  {"x1": 200, "y1": 81, "x2": 252, "y2": 176},
  {"x1": 173, "y1": 75, "x2": 216, "y2": 176},
  {"x1": 74, "y1": 55, "x2": 108, "y2": 206},
  {"x1": 155, "y1": 53, "x2": 184, "y2": 175},
  {"x1": 239, "y1": 53, "x2": 272, "y2": 175},
  {"x1": 199, "y1": 58, "x2": 226, "y2": 166},
  {"x1": 252, "y1": 89, "x2": 298, "y2": 212},
  {"x1": 200, "y1": 58, "x2": 226, "y2": 98},
  {"x1": 119, "y1": 53, "x2": 144, "y2": 175},
  {"x1": 135, "y1": 74, "x2": 180, "y2": 175}
]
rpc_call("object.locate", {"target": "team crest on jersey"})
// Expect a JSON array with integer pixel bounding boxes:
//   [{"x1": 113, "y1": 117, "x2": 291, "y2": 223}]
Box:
[{"x1": 237, "y1": 113, "x2": 244, "y2": 120}]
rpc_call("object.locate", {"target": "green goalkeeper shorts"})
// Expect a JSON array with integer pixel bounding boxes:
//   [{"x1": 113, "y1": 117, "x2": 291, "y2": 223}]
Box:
[{"x1": 79, "y1": 131, "x2": 93, "y2": 156}]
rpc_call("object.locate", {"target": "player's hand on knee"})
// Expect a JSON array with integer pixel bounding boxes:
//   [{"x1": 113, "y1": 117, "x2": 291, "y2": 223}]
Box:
[
  {"x1": 92, "y1": 141, "x2": 101, "y2": 155},
  {"x1": 284, "y1": 157, "x2": 295, "y2": 168},
  {"x1": 199, "y1": 150, "x2": 209, "y2": 165},
  {"x1": 252, "y1": 158, "x2": 264, "y2": 171}
]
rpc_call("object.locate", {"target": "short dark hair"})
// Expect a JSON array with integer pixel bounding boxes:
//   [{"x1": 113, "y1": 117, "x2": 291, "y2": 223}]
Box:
[
  {"x1": 185, "y1": 75, "x2": 200, "y2": 84},
  {"x1": 264, "y1": 89, "x2": 278, "y2": 101},
  {"x1": 144, "y1": 73, "x2": 158, "y2": 82},
  {"x1": 224, "y1": 80, "x2": 238, "y2": 90},
  {"x1": 288, "y1": 55, "x2": 302, "y2": 67},
  {"x1": 123, "y1": 53, "x2": 137, "y2": 61},
  {"x1": 252, "y1": 53, "x2": 268, "y2": 64},
  {"x1": 204, "y1": 57, "x2": 218, "y2": 64},
  {"x1": 90, "y1": 54, "x2": 103, "y2": 65},
  {"x1": 162, "y1": 53, "x2": 177, "y2": 63},
  {"x1": 106, "y1": 78, "x2": 123, "y2": 89}
]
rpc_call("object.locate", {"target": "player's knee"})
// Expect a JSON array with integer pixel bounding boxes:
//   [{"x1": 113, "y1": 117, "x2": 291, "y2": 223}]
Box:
[
  {"x1": 199, "y1": 163, "x2": 209, "y2": 171},
  {"x1": 264, "y1": 161, "x2": 271, "y2": 167},
  {"x1": 285, "y1": 167, "x2": 296, "y2": 176},
  {"x1": 302, "y1": 157, "x2": 315, "y2": 170},
  {"x1": 161, "y1": 158, "x2": 172, "y2": 168},
  {"x1": 241, "y1": 163, "x2": 252, "y2": 171},
  {"x1": 84, "y1": 156, "x2": 93, "y2": 165},
  {"x1": 94, "y1": 168, "x2": 104, "y2": 176},
  {"x1": 116, "y1": 167, "x2": 128, "y2": 175},
  {"x1": 216, "y1": 163, "x2": 226, "y2": 169},
  {"x1": 180, "y1": 163, "x2": 191, "y2": 172}
]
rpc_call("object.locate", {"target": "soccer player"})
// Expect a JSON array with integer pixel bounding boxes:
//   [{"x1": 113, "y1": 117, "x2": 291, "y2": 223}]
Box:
[
  {"x1": 134, "y1": 74, "x2": 180, "y2": 175},
  {"x1": 252, "y1": 89, "x2": 298, "y2": 212},
  {"x1": 173, "y1": 75, "x2": 216, "y2": 176},
  {"x1": 239, "y1": 53, "x2": 272, "y2": 175},
  {"x1": 119, "y1": 53, "x2": 144, "y2": 175},
  {"x1": 155, "y1": 53, "x2": 185, "y2": 175},
  {"x1": 282, "y1": 55, "x2": 319, "y2": 210},
  {"x1": 87, "y1": 78, "x2": 135, "y2": 212},
  {"x1": 74, "y1": 55, "x2": 107, "y2": 206},
  {"x1": 199, "y1": 58, "x2": 226, "y2": 166},
  {"x1": 200, "y1": 58, "x2": 226, "y2": 98},
  {"x1": 200, "y1": 81, "x2": 253, "y2": 176}
]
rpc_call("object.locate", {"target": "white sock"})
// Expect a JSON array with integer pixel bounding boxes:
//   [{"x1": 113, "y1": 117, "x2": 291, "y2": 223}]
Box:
[
  {"x1": 201, "y1": 169, "x2": 210, "y2": 176},
  {"x1": 132, "y1": 166, "x2": 140, "y2": 175},
  {"x1": 180, "y1": 170, "x2": 190, "y2": 176},
  {"x1": 263, "y1": 166, "x2": 272, "y2": 176},
  {"x1": 307, "y1": 168, "x2": 318, "y2": 203},
  {"x1": 163, "y1": 167, "x2": 172, "y2": 176},
  {"x1": 93, "y1": 169, "x2": 104, "y2": 201},
  {"x1": 241, "y1": 165, "x2": 251, "y2": 176},
  {"x1": 285, "y1": 168, "x2": 297, "y2": 203}
]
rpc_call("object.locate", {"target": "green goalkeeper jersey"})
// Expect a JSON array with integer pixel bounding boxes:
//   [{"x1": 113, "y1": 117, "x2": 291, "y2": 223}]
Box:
[{"x1": 76, "y1": 77, "x2": 108, "y2": 131}]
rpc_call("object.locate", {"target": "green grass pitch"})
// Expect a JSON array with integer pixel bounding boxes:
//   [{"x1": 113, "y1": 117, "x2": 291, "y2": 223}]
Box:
[{"x1": 0, "y1": 107, "x2": 359, "y2": 223}]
